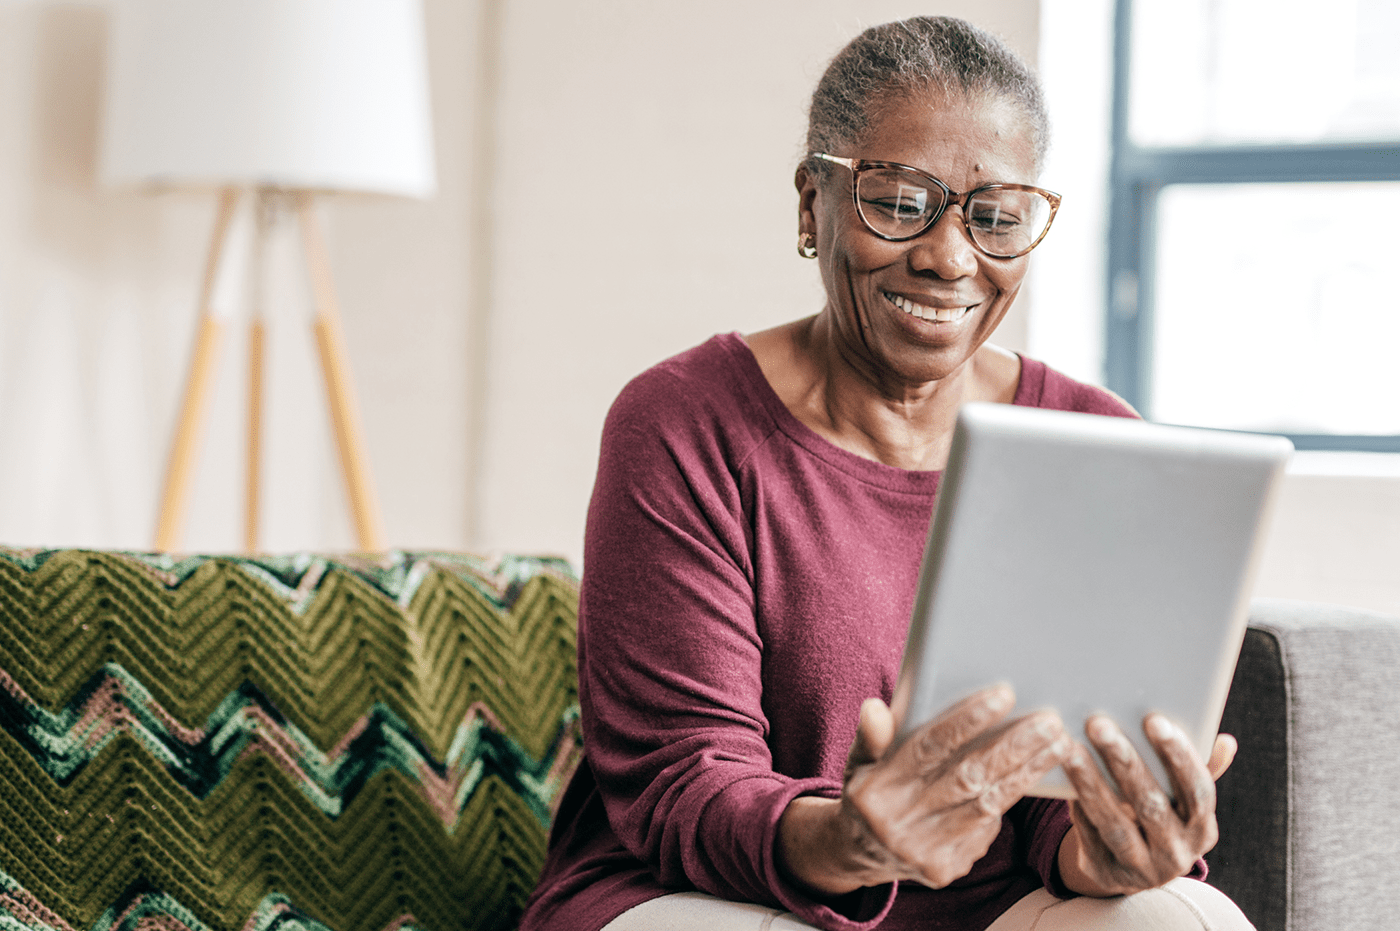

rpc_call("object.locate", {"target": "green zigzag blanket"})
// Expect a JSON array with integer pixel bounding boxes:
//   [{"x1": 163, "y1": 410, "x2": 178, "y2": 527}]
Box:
[{"x1": 0, "y1": 549, "x2": 582, "y2": 931}]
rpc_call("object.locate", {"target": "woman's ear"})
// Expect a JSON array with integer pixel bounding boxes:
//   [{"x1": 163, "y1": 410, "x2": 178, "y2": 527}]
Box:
[{"x1": 795, "y1": 164, "x2": 819, "y2": 237}]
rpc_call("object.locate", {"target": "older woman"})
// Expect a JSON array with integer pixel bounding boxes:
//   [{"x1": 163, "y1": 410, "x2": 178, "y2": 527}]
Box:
[{"x1": 520, "y1": 16, "x2": 1253, "y2": 931}]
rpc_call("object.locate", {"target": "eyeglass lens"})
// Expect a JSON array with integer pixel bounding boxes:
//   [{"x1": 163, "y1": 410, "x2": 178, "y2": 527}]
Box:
[{"x1": 855, "y1": 168, "x2": 1053, "y2": 257}]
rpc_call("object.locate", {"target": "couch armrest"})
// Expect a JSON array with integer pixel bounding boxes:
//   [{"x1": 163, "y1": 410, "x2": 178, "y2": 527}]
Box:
[{"x1": 1207, "y1": 599, "x2": 1400, "y2": 931}]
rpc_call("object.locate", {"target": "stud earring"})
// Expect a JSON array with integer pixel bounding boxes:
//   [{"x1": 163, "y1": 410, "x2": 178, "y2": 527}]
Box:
[{"x1": 797, "y1": 232, "x2": 817, "y2": 259}]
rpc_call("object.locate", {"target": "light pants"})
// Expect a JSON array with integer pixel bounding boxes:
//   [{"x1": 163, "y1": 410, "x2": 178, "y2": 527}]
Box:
[{"x1": 601, "y1": 879, "x2": 1255, "y2": 930}]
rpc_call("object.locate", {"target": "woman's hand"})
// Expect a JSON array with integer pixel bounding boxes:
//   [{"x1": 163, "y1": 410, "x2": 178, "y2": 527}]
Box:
[
  {"x1": 777, "y1": 685, "x2": 1072, "y2": 896},
  {"x1": 1056, "y1": 714, "x2": 1237, "y2": 897}
]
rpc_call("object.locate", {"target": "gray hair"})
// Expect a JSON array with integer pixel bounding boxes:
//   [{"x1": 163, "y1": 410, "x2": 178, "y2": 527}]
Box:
[{"x1": 804, "y1": 16, "x2": 1049, "y2": 177}]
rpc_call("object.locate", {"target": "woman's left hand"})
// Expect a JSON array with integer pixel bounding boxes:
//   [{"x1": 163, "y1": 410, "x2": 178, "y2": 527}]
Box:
[{"x1": 1056, "y1": 714, "x2": 1237, "y2": 897}]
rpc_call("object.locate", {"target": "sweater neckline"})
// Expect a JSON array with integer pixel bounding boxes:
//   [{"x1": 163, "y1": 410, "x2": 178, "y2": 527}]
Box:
[{"x1": 715, "y1": 332, "x2": 1040, "y2": 495}]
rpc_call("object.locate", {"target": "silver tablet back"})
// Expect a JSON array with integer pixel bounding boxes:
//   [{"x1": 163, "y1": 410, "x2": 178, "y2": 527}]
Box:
[{"x1": 894, "y1": 402, "x2": 1293, "y2": 798}]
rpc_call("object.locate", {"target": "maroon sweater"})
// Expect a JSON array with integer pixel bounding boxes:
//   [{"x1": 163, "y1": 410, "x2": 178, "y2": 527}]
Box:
[{"x1": 521, "y1": 334, "x2": 1138, "y2": 931}]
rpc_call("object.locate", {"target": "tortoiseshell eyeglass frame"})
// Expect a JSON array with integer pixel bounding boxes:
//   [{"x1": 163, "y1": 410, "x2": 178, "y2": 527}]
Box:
[{"x1": 809, "y1": 152, "x2": 1062, "y2": 259}]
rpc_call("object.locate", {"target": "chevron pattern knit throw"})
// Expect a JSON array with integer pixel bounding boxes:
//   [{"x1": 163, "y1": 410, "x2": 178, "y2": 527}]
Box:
[{"x1": 0, "y1": 548, "x2": 581, "y2": 931}]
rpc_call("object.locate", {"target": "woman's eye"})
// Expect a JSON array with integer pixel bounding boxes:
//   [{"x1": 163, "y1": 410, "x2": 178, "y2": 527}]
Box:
[
  {"x1": 863, "y1": 197, "x2": 928, "y2": 221},
  {"x1": 860, "y1": 179, "x2": 930, "y2": 220},
  {"x1": 970, "y1": 211, "x2": 1023, "y2": 233}
]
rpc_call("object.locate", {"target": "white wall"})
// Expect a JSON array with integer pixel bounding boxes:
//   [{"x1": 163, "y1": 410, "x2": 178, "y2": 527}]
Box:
[{"x1": 0, "y1": 0, "x2": 1396, "y2": 619}]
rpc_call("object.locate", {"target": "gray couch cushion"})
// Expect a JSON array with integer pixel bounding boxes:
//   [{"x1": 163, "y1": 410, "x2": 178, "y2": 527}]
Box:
[{"x1": 1209, "y1": 599, "x2": 1400, "y2": 931}]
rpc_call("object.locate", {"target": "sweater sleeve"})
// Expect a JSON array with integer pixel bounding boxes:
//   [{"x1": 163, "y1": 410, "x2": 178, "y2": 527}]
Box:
[
  {"x1": 577, "y1": 369, "x2": 895, "y2": 930},
  {"x1": 1012, "y1": 797, "x2": 1076, "y2": 896}
]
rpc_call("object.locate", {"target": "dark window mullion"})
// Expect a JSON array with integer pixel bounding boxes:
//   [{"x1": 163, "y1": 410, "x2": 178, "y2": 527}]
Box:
[
  {"x1": 1118, "y1": 143, "x2": 1400, "y2": 186},
  {"x1": 1104, "y1": 181, "x2": 1157, "y2": 413},
  {"x1": 1287, "y1": 435, "x2": 1400, "y2": 453},
  {"x1": 1104, "y1": 0, "x2": 1140, "y2": 409}
]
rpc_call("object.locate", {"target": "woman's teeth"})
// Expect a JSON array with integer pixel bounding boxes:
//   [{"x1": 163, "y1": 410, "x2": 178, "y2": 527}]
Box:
[{"x1": 885, "y1": 292, "x2": 973, "y2": 323}]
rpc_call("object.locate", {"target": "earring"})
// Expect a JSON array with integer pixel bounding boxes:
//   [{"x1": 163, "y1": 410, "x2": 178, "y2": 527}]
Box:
[{"x1": 797, "y1": 232, "x2": 817, "y2": 259}]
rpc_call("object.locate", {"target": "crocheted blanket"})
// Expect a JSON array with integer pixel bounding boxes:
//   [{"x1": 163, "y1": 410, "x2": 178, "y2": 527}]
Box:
[{"x1": 0, "y1": 549, "x2": 581, "y2": 931}]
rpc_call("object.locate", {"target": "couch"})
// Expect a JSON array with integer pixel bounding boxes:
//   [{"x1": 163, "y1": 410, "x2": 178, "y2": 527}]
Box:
[{"x1": 1, "y1": 549, "x2": 1396, "y2": 931}]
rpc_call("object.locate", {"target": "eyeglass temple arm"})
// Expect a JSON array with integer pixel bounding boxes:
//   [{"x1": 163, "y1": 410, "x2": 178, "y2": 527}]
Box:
[{"x1": 810, "y1": 152, "x2": 857, "y2": 170}]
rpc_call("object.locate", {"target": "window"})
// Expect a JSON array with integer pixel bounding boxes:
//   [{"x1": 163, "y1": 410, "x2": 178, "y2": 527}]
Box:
[{"x1": 1105, "y1": 0, "x2": 1400, "y2": 450}]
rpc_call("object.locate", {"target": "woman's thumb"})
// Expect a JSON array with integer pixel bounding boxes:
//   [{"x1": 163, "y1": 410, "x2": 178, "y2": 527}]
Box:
[{"x1": 846, "y1": 697, "x2": 896, "y2": 776}]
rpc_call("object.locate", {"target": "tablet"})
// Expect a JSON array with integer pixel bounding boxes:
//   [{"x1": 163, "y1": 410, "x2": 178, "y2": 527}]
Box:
[{"x1": 892, "y1": 402, "x2": 1293, "y2": 798}]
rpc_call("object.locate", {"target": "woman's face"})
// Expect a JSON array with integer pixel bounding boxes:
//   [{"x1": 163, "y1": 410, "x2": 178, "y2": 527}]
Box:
[{"x1": 798, "y1": 89, "x2": 1039, "y2": 389}]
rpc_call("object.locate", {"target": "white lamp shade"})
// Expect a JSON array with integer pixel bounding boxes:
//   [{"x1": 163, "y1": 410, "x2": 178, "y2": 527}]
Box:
[{"x1": 100, "y1": 0, "x2": 437, "y2": 198}]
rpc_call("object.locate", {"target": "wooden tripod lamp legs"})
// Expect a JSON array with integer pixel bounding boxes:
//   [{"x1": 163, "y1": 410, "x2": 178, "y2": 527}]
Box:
[
  {"x1": 153, "y1": 187, "x2": 386, "y2": 554},
  {"x1": 153, "y1": 188, "x2": 241, "y2": 553},
  {"x1": 295, "y1": 193, "x2": 386, "y2": 552},
  {"x1": 243, "y1": 193, "x2": 273, "y2": 554}
]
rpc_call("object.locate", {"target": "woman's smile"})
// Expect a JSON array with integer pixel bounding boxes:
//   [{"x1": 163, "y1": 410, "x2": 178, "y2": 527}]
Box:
[{"x1": 882, "y1": 290, "x2": 977, "y2": 325}]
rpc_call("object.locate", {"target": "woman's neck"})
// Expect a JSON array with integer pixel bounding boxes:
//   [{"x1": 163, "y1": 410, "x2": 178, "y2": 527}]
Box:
[{"x1": 746, "y1": 314, "x2": 1020, "y2": 471}]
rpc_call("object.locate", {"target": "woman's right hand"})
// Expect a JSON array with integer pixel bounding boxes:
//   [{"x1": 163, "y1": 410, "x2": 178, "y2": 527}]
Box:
[{"x1": 777, "y1": 686, "x2": 1071, "y2": 895}]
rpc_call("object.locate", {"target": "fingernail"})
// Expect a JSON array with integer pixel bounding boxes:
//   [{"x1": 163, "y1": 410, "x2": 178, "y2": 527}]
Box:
[
  {"x1": 1087, "y1": 717, "x2": 1115, "y2": 743},
  {"x1": 1090, "y1": 718, "x2": 1134, "y2": 763},
  {"x1": 1147, "y1": 715, "x2": 1176, "y2": 742},
  {"x1": 987, "y1": 685, "x2": 1014, "y2": 712}
]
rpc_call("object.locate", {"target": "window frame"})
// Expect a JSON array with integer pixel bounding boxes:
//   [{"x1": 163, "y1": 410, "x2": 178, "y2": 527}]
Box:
[{"x1": 1104, "y1": 0, "x2": 1400, "y2": 452}]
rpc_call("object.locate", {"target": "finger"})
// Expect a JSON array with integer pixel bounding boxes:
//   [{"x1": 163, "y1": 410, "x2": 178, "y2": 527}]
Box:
[
  {"x1": 957, "y1": 723, "x2": 1072, "y2": 816},
  {"x1": 1142, "y1": 715, "x2": 1217, "y2": 836},
  {"x1": 1087, "y1": 716, "x2": 1167, "y2": 806},
  {"x1": 911, "y1": 708, "x2": 1067, "y2": 816},
  {"x1": 1207, "y1": 733, "x2": 1237, "y2": 781},
  {"x1": 1094, "y1": 714, "x2": 1209, "y2": 876},
  {"x1": 904, "y1": 730, "x2": 1071, "y2": 888},
  {"x1": 959, "y1": 710, "x2": 1068, "y2": 791},
  {"x1": 904, "y1": 684, "x2": 1015, "y2": 773},
  {"x1": 1061, "y1": 739, "x2": 1150, "y2": 876}
]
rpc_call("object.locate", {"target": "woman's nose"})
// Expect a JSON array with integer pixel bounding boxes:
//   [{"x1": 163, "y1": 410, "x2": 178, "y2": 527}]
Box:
[{"x1": 909, "y1": 208, "x2": 979, "y2": 279}]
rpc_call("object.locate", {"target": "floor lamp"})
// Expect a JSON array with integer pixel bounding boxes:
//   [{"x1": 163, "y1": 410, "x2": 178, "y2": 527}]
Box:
[{"x1": 99, "y1": 0, "x2": 437, "y2": 553}]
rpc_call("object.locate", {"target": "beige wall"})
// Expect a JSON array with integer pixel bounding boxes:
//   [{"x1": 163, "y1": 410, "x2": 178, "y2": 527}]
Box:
[{"x1": 0, "y1": 0, "x2": 1396, "y2": 618}]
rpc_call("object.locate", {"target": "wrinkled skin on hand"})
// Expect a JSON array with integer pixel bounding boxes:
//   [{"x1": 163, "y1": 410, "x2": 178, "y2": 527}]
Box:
[
  {"x1": 1056, "y1": 714, "x2": 1237, "y2": 897},
  {"x1": 777, "y1": 685, "x2": 1072, "y2": 895}
]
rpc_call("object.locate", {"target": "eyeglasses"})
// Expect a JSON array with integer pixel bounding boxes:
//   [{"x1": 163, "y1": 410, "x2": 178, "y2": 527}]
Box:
[{"x1": 810, "y1": 153, "x2": 1061, "y2": 259}]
